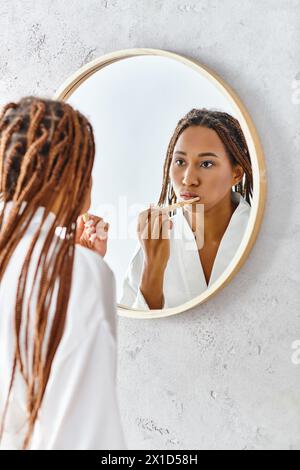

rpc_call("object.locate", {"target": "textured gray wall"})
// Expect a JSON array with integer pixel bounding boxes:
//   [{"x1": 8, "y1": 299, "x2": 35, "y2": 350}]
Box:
[{"x1": 1, "y1": 0, "x2": 299, "y2": 450}]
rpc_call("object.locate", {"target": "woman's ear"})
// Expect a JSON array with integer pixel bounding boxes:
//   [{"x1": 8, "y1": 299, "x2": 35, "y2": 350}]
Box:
[{"x1": 232, "y1": 164, "x2": 244, "y2": 186}]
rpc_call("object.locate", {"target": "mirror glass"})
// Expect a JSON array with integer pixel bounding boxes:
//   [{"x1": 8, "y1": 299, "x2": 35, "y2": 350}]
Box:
[{"x1": 61, "y1": 52, "x2": 261, "y2": 314}]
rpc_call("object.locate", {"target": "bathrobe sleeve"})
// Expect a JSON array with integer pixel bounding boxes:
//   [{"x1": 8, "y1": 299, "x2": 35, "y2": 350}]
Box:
[
  {"x1": 120, "y1": 276, "x2": 151, "y2": 310},
  {"x1": 118, "y1": 245, "x2": 151, "y2": 310},
  {"x1": 29, "y1": 247, "x2": 127, "y2": 450}
]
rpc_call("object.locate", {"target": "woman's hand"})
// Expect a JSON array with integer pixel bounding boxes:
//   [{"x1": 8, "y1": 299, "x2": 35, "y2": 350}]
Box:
[
  {"x1": 137, "y1": 205, "x2": 173, "y2": 272},
  {"x1": 76, "y1": 214, "x2": 109, "y2": 258},
  {"x1": 137, "y1": 205, "x2": 173, "y2": 309}
]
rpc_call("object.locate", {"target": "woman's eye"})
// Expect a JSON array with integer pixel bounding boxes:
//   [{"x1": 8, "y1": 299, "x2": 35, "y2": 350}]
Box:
[
  {"x1": 200, "y1": 161, "x2": 214, "y2": 168},
  {"x1": 174, "y1": 159, "x2": 214, "y2": 168}
]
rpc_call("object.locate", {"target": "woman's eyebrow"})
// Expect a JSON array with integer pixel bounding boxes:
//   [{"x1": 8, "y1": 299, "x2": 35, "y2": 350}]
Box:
[{"x1": 174, "y1": 150, "x2": 220, "y2": 158}]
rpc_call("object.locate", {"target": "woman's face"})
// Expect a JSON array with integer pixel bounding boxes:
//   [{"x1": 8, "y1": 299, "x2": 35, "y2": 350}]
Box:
[{"x1": 170, "y1": 125, "x2": 244, "y2": 212}]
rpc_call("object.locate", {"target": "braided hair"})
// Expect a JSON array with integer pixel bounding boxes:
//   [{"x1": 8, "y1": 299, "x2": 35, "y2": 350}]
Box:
[
  {"x1": 157, "y1": 108, "x2": 253, "y2": 208},
  {"x1": 0, "y1": 97, "x2": 95, "y2": 448}
]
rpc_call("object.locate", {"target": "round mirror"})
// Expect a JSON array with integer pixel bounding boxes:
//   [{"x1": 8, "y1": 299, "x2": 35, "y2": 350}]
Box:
[{"x1": 55, "y1": 48, "x2": 266, "y2": 319}]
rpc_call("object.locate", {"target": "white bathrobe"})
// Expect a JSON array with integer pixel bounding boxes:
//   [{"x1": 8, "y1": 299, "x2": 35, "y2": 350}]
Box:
[
  {"x1": 119, "y1": 192, "x2": 251, "y2": 310},
  {"x1": 0, "y1": 203, "x2": 126, "y2": 450}
]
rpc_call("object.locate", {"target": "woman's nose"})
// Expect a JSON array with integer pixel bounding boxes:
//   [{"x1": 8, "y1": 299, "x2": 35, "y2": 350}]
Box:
[{"x1": 182, "y1": 166, "x2": 199, "y2": 186}]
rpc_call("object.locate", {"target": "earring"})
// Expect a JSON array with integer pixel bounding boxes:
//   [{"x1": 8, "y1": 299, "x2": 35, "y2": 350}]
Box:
[
  {"x1": 235, "y1": 182, "x2": 242, "y2": 194},
  {"x1": 167, "y1": 182, "x2": 172, "y2": 201},
  {"x1": 167, "y1": 182, "x2": 175, "y2": 204}
]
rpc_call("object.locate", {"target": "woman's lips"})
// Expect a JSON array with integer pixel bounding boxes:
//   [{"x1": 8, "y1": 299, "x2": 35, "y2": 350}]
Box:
[{"x1": 180, "y1": 193, "x2": 201, "y2": 201}]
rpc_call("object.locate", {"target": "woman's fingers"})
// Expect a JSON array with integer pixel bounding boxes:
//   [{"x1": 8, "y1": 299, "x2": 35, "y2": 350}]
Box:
[
  {"x1": 152, "y1": 211, "x2": 162, "y2": 239},
  {"x1": 137, "y1": 208, "x2": 150, "y2": 238},
  {"x1": 153, "y1": 211, "x2": 172, "y2": 239},
  {"x1": 96, "y1": 220, "x2": 109, "y2": 240},
  {"x1": 77, "y1": 213, "x2": 109, "y2": 250},
  {"x1": 84, "y1": 216, "x2": 102, "y2": 228},
  {"x1": 138, "y1": 208, "x2": 153, "y2": 240},
  {"x1": 161, "y1": 214, "x2": 173, "y2": 239},
  {"x1": 138, "y1": 207, "x2": 172, "y2": 240},
  {"x1": 75, "y1": 215, "x2": 85, "y2": 243}
]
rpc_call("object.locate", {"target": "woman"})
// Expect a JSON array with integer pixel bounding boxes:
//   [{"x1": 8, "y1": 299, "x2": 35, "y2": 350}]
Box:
[
  {"x1": 120, "y1": 108, "x2": 253, "y2": 310},
  {"x1": 0, "y1": 97, "x2": 125, "y2": 449}
]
